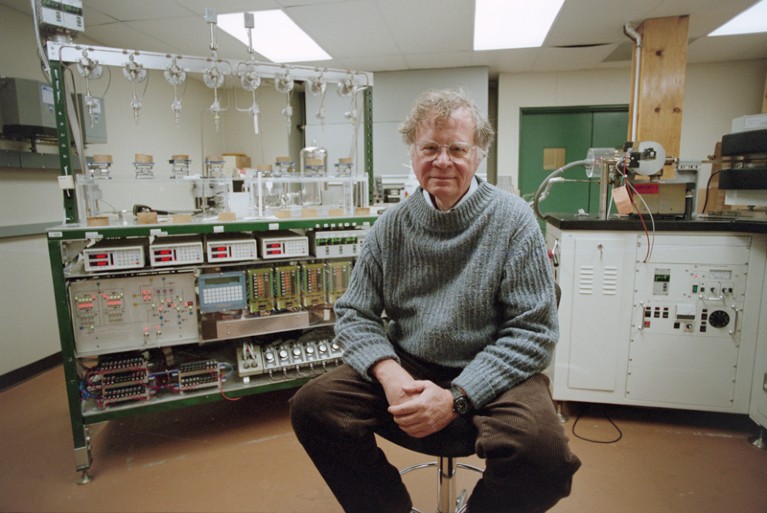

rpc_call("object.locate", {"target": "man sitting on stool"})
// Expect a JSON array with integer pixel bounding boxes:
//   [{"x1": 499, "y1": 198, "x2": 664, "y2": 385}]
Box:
[{"x1": 290, "y1": 88, "x2": 581, "y2": 513}]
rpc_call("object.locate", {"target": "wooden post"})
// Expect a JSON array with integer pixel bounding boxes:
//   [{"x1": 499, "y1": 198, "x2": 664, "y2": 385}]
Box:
[{"x1": 628, "y1": 16, "x2": 689, "y2": 178}]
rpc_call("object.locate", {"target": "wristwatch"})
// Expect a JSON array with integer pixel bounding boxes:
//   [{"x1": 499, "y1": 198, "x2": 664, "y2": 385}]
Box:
[{"x1": 451, "y1": 387, "x2": 472, "y2": 416}]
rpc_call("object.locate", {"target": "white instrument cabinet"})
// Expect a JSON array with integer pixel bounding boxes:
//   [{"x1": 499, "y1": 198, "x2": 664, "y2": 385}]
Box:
[{"x1": 546, "y1": 225, "x2": 767, "y2": 417}]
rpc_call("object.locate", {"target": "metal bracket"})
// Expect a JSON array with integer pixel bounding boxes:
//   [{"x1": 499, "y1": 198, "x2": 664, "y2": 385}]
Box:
[{"x1": 74, "y1": 426, "x2": 93, "y2": 484}]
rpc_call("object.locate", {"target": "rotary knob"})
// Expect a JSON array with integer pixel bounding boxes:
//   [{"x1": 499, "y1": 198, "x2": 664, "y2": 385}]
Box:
[{"x1": 708, "y1": 310, "x2": 730, "y2": 329}]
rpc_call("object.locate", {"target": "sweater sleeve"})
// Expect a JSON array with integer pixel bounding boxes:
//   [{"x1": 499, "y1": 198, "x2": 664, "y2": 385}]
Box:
[
  {"x1": 333, "y1": 220, "x2": 400, "y2": 379},
  {"x1": 452, "y1": 206, "x2": 559, "y2": 409}
]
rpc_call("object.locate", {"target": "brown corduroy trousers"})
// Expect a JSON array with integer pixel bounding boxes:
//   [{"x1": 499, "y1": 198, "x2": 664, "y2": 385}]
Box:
[{"x1": 289, "y1": 353, "x2": 581, "y2": 513}]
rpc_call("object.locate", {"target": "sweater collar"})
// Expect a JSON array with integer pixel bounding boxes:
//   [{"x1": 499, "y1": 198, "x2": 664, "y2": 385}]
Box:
[
  {"x1": 422, "y1": 176, "x2": 479, "y2": 211},
  {"x1": 411, "y1": 177, "x2": 496, "y2": 233}
]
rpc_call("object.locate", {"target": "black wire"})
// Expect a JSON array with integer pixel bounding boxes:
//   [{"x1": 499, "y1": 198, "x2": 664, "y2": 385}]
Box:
[
  {"x1": 701, "y1": 170, "x2": 721, "y2": 214},
  {"x1": 571, "y1": 404, "x2": 624, "y2": 444}
]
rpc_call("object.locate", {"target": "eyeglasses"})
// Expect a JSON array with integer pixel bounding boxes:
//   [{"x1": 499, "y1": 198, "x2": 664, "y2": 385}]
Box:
[{"x1": 415, "y1": 141, "x2": 476, "y2": 162}]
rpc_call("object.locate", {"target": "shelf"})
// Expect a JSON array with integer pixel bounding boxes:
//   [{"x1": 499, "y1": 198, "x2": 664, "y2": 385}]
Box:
[
  {"x1": 47, "y1": 214, "x2": 379, "y2": 240},
  {"x1": 77, "y1": 325, "x2": 343, "y2": 424},
  {"x1": 79, "y1": 367, "x2": 327, "y2": 424}
]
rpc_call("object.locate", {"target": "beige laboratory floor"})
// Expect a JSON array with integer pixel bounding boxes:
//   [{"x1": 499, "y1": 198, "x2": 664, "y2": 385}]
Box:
[{"x1": 1, "y1": 364, "x2": 766, "y2": 513}]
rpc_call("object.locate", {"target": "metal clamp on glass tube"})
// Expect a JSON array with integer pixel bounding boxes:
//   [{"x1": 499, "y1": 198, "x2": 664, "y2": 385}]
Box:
[
  {"x1": 169, "y1": 154, "x2": 191, "y2": 179},
  {"x1": 87, "y1": 154, "x2": 113, "y2": 179},
  {"x1": 204, "y1": 155, "x2": 226, "y2": 178},
  {"x1": 134, "y1": 154, "x2": 155, "y2": 179},
  {"x1": 334, "y1": 157, "x2": 353, "y2": 176}
]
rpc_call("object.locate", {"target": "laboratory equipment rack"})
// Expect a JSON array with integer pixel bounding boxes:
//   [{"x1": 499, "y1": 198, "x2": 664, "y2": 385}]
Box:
[
  {"x1": 43, "y1": 37, "x2": 376, "y2": 482},
  {"x1": 47, "y1": 215, "x2": 376, "y2": 483}
]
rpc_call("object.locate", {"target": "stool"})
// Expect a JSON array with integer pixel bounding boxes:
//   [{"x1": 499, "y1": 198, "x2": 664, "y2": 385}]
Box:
[{"x1": 377, "y1": 417, "x2": 484, "y2": 513}]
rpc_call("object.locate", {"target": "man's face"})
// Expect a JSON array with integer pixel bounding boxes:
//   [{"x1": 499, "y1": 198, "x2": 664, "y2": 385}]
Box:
[{"x1": 411, "y1": 107, "x2": 480, "y2": 211}]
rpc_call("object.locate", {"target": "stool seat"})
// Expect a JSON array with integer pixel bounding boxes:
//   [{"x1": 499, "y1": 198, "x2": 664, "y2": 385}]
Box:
[
  {"x1": 376, "y1": 416, "x2": 477, "y2": 457},
  {"x1": 377, "y1": 417, "x2": 482, "y2": 513}
]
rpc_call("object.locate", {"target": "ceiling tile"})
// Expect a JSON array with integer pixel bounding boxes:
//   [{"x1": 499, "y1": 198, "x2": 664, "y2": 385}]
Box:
[
  {"x1": 177, "y1": 0, "x2": 280, "y2": 15},
  {"x1": 125, "y1": 17, "x2": 252, "y2": 58},
  {"x1": 78, "y1": 22, "x2": 181, "y2": 54},
  {"x1": 277, "y1": 0, "x2": 345, "y2": 5},
  {"x1": 545, "y1": 0, "x2": 640, "y2": 47},
  {"x1": 477, "y1": 48, "x2": 542, "y2": 74},
  {"x1": 84, "y1": 0, "x2": 195, "y2": 22},
  {"x1": 531, "y1": 45, "x2": 618, "y2": 72},
  {"x1": 644, "y1": 0, "x2": 758, "y2": 37},
  {"x1": 376, "y1": 0, "x2": 474, "y2": 54},
  {"x1": 333, "y1": 54, "x2": 411, "y2": 73},
  {"x1": 688, "y1": 33, "x2": 767, "y2": 63},
  {"x1": 286, "y1": 1, "x2": 400, "y2": 58}
]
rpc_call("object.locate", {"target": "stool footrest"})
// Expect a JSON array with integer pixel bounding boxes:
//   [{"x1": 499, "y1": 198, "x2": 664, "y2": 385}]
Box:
[{"x1": 400, "y1": 456, "x2": 483, "y2": 513}]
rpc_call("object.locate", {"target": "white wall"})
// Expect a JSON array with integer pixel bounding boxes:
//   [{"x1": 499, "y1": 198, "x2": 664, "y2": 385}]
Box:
[
  {"x1": 0, "y1": 6, "x2": 67, "y2": 376},
  {"x1": 371, "y1": 67, "x2": 490, "y2": 178},
  {"x1": 680, "y1": 61, "x2": 767, "y2": 161},
  {"x1": 497, "y1": 60, "x2": 767, "y2": 192}
]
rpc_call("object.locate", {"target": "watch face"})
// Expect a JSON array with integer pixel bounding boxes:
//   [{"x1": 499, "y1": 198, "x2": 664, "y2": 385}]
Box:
[{"x1": 454, "y1": 395, "x2": 471, "y2": 415}]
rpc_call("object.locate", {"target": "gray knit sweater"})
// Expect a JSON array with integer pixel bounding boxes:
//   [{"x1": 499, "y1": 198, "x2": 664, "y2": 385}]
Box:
[{"x1": 334, "y1": 179, "x2": 558, "y2": 409}]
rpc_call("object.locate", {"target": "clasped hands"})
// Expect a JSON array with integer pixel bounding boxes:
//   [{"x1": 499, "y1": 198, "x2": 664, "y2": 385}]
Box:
[{"x1": 372, "y1": 358, "x2": 457, "y2": 439}]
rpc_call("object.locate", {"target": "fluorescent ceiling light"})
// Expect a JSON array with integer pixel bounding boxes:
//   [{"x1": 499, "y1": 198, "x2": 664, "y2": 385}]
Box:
[
  {"x1": 709, "y1": 0, "x2": 767, "y2": 36},
  {"x1": 218, "y1": 10, "x2": 331, "y2": 63},
  {"x1": 474, "y1": 0, "x2": 565, "y2": 50}
]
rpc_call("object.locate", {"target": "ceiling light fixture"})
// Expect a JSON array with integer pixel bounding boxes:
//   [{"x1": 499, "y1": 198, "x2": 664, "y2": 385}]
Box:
[
  {"x1": 709, "y1": 0, "x2": 767, "y2": 36},
  {"x1": 218, "y1": 10, "x2": 331, "y2": 63},
  {"x1": 474, "y1": 0, "x2": 565, "y2": 50}
]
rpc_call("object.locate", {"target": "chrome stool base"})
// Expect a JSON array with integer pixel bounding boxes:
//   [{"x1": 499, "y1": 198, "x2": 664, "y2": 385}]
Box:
[{"x1": 401, "y1": 456, "x2": 483, "y2": 513}]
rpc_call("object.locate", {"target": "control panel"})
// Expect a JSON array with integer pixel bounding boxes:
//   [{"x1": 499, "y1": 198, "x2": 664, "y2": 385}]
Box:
[
  {"x1": 627, "y1": 234, "x2": 755, "y2": 410},
  {"x1": 257, "y1": 230, "x2": 309, "y2": 259},
  {"x1": 82, "y1": 354, "x2": 151, "y2": 409},
  {"x1": 175, "y1": 360, "x2": 222, "y2": 391},
  {"x1": 72, "y1": 228, "x2": 363, "y2": 274},
  {"x1": 81, "y1": 353, "x2": 234, "y2": 409},
  {"x1": 637, "y1": 264, "x2": 746, "y2": 337},
  {"x1": 300, "y1": 263, "x2": 326, "y2": 307},
  {"x1": 309, "y1": 229, "x2": 366, "y2": 258},
  {"x1": 149, "y1": 236, "x2": 204, "y2": 267},
  {"x1": 83, "y1": 239, "x2": 145, "y2": 272},
  {"x1": 246, "y1": 267, "x2": 274, "y2": 314},
  {"x1": 69, "y1": 272, "x2": 198, "y2": 356},
  {"x1": 325, "y1": 260, "x2": 353, "y2": 303},
  {"x1": 205, "y1": 235, "x2": 258, "y2": 263},
  {"x1": 274, "y1": 265, "x2": 301, "y2": 310},
  {"x1": 236, "y1": 331, "x2": 343, "y2": 379},
  {"x1": 198, "y1": 271, "x2": 248, "y2": 313}
]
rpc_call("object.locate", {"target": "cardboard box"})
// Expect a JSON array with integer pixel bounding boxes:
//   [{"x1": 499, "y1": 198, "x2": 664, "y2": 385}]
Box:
[{"x1": 223, "y1": 153, "x2": 251, "y2": 177}]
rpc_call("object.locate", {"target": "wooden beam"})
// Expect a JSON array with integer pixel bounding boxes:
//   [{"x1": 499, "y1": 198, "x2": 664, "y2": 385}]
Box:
[{"x1": 628, "y1": 15, "x2": 689, "y2": 178}]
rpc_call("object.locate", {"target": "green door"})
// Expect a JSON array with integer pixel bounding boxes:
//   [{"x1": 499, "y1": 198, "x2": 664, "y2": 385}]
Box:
[{"x1": 519, "y1": 107, "x2": 629, "y2": 225}]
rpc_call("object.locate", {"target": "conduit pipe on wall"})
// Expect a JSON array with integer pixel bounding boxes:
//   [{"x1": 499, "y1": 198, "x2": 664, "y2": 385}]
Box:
[{"x1": 624, "y1": 22, "x2": 642, "y2": 142}]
